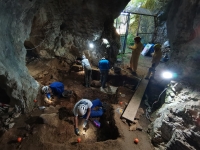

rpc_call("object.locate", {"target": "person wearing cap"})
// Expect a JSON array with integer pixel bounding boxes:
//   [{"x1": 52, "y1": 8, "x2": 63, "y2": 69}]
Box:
[
  {"x1": 81, "y1": 55, "x2": 92, "y2": 88},
  {"x1": 128, "y1": 36, "x2": 144, "y2": 73},
  {"x1": 145, "y1": 44, "x2": 162, "y2": 79},
  {"x1": 98, "y1": 57, "x2": 110, "y2": 88},
  {"x1": 73, "y1": 98, "x2": 104, "y2": 135},
  {"x1": 41, "y1": 81, "x2": 71, "y2": 104}
]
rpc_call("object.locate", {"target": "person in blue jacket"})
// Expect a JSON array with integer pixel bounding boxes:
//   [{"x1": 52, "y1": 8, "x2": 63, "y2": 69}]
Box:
[
  {"x1": 98, "y1": 57, "x2": 110, "y2": 88},
  {"x1": 42, "y1": 82, "x2": 66, "y2": 103}
]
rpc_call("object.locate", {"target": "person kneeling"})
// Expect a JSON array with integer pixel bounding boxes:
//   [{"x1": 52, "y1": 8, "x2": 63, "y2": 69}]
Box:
[
  {"x1": 42, "y1": 81, "x2": 71, "y2": 104},
  {"x1": 73, "y1": 98, "x2": 104, "y2": 135}
]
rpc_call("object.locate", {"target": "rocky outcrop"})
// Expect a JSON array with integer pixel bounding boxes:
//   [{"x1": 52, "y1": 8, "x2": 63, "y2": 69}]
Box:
[
  {"x1": 152, "y1": 0, "x2": 172, "y2": 44},
  {"x1": 0, "y1": 0, "x2": 43, "y2": 112},
  {"x1": 150, "y1": 81, "x2": 200, "y2": 149},
  {"x1": 167, "y1": 0, "x2": 200, "y2": 84}
]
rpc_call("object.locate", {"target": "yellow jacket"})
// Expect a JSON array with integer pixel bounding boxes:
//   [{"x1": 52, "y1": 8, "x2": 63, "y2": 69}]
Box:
[
  {"x1": 152, "y1": 49, "x2": 162, "y2": 66},
  {"x1": 128, "y1": 42, "x2": 143, "y2": 71},
  {"x1": 129, "y1": 42, "x2": 143, "y2": 55}
]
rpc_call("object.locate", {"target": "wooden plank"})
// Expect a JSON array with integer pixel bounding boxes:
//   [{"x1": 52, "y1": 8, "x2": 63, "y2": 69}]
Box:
[{"x1": 121, "y1": 78, "x2": 149, "y2": 122}]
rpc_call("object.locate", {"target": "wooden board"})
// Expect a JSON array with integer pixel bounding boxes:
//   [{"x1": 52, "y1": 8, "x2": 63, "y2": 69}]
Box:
[{"x1": 121, "y1": 78, "x2": 149, "y2": 122}]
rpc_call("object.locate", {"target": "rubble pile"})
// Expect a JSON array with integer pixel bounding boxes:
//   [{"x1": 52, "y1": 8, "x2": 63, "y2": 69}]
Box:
[{"x1": 0, "y1": 103, "x2": 22, "y2": 133}]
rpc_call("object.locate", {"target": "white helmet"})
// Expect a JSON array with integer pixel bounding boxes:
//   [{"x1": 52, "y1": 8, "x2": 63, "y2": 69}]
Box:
[
  {"x1": 82, "y1": 55, "x2": 86, "y2": 59},
  {"x1": 77, "y1": 104, "x2": 87, "y2": 116},
  {"x1": 42, "y1": 86, "x2": 49, "y2": 94}
]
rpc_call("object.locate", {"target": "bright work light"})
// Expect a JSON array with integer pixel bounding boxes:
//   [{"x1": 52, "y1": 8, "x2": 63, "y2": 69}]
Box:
[
  {"x1": 89, "y1": 43, "x2": 94, "y2": 48},
  {"x1": 162, "y1": 71, "x2": 173, "y2": 79}
]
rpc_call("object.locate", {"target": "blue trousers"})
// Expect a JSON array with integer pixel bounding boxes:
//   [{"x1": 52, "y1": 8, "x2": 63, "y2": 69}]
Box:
[
  {"x1": 83, "y1": 99, "x2": 103, "y2": 118},
  {"x1": 100, "y1": 70, "x2": 109, "y2": 88}
]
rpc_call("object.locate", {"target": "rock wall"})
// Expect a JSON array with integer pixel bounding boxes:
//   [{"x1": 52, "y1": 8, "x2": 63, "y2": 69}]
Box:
[
  {"x1": 0, "y1": 0, "x2": 43, "y2": 112},
  {"x1": 150, "y1": 81, "x2": 200, "y2": 150},
  {"x1": 153, "y1": 21, "x2": 168, "y2": 44},
  {"x1": 167, "y1": 0, "x2": 200, "y2": 85},
  {"x1": 152, "y1": 0, "x2": 172, "y2": 44}
]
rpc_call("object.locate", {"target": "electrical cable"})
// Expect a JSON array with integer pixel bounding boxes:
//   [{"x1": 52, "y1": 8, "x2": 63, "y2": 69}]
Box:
[
  {"x1": 25, "y1": 36, "x2": 47, "y2": 50},
  {"x1": 145, "y1": 87, "x2": 167, "y2": 121},
  {"x1": 145, "y1": 82, "x2": 181, "y2": 121},
  {"x1": 151, "y1": 88, "x2": 167, "y2": 111},
  {"x1": 145, "y1": 79, "x2": 195, "y2": 121},
  {"x1": 146, "y1": 107, "x2": 151, "y2": 120},
  {"x1": 25, "y1": 28, "x2": 50, "y2": 51}
]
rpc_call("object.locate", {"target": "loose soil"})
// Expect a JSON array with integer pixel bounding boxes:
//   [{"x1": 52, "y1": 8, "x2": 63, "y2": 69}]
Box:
[{"x1": 0, "y1": 54, "x2": 167, "y2": 150}]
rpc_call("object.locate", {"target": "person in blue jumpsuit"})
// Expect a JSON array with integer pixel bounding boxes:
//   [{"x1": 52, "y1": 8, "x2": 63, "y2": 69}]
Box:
[
  {"x1": 42, "y1": 81, "x2": 65, "y2": 99},
  {"x1": 98, "y1": 57, "x2": 110, "y2": 88},
  {"x1": 49, "y1": 81, "x2": 65, "y2": 97}
]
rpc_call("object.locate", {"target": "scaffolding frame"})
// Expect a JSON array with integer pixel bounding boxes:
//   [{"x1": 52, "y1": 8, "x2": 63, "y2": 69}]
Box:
[{"x1": 115, "y1": 6, "x2": 156, "y2": 53}]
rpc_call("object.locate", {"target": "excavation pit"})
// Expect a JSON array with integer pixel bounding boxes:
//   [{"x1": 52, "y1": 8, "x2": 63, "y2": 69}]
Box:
[{"x1": 25, "y1": 58, "x2": 141, "y2": 145}]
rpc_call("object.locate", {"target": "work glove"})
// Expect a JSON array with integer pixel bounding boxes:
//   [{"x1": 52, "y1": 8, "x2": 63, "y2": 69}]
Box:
[
  {"x1": 83, "y1": 120, "x2": 88, "y2": 128},
  {"x1": 46, "y1": 93, "x2": 51, "y2": 99},
  {"x1": 75, "y1": 128, "x2": 80, "y2": 135}
]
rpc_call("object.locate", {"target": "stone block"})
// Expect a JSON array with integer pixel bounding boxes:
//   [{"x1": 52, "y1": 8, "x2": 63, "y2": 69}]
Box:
[{"x1": 129, "y1": 124, "x2": 137, "y2": 131}]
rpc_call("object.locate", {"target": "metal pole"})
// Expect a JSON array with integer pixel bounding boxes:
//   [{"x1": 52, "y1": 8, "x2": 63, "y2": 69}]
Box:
[
  {"x1": 136, "y1": 15, "x2": 141, "y2": 36},
  {"x1": 115, "y1": 17, "x2": 118, "y2": 28},
  {"x1": 122, "y1": 13, "x2": 130, "y2": 54},
  {"x1": 152, "y1": 16, "x2": 157, "y2": 42}
]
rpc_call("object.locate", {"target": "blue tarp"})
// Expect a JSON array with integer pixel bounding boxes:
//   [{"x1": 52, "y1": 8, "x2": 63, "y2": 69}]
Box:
[{"x1": 141, "y1": 44, "x2": 155, "y2": 56}]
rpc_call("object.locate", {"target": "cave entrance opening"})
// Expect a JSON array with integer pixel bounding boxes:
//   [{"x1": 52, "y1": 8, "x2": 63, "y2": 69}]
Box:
[{"x1": 114, "y1": 6, "x2": 156, "y2": 54}]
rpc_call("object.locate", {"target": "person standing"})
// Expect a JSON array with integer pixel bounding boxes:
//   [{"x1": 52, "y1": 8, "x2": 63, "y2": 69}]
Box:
[
  {"x1": 98, "y1": 57, "x2": 110, "y2": 88},
  {"x1": 145, "y1": 44, "x2": 162, "y2": 79},
  {"x1": 73, "y1": 98, "x2": 104, "y2": 135},
  {"x1": 81, "y1": 55, "x2": 92, "y2": 88},
  {"x1": 128, "y1": 36, "x2": 144, "y2": 73}
]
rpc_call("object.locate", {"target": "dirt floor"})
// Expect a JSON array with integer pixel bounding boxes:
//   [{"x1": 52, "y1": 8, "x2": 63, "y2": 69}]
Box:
[{"x1": 0, "y1": 53, "x2": 168, "y2": 150}]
